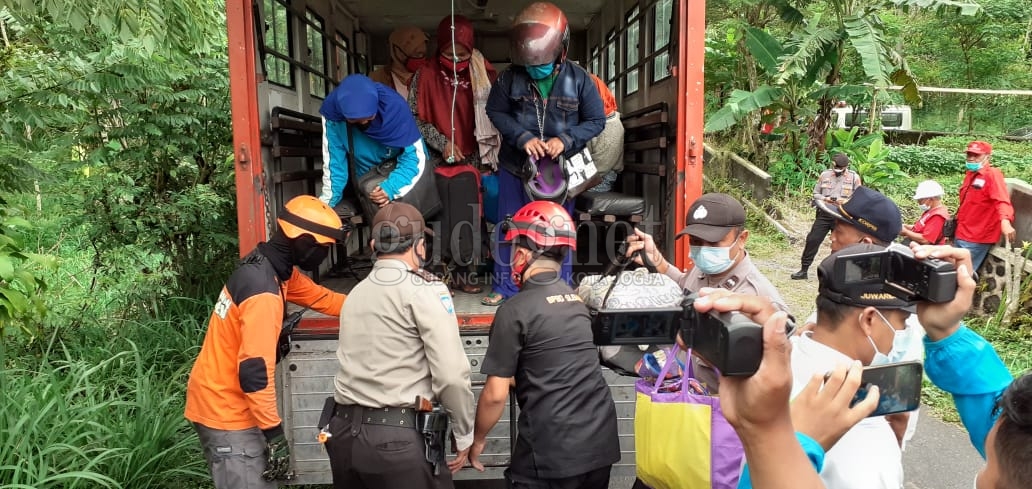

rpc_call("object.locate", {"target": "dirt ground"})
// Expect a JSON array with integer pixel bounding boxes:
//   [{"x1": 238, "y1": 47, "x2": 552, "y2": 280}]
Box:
[{"x1": 743, "y1": 199, "x2": 827, "y2": 318}]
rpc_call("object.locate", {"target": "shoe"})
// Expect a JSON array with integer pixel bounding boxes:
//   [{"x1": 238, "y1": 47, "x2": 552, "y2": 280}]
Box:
[{"x1": 791, "y1": 270, "x2": 808, "y2": 280}]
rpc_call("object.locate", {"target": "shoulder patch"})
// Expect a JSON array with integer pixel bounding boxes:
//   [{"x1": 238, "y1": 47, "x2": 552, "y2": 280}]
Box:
[
  {"x1": 439, "y1": 291, "x2": 455, "y2": 315},
  {"x1": 409, "y1": 268, "x2": 442, "y2": 283},
  {"x1": 214, "y1": 289, "x2": 232, "y2": 319}
]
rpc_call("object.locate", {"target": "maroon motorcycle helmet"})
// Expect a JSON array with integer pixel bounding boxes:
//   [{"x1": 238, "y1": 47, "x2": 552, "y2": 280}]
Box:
[{"x1": 509, "y1": 2, "x2": 570, "y2": 67}]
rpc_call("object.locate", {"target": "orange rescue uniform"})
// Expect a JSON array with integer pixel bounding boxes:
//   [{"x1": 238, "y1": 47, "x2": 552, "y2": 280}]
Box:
[{"x1": 185, "y1": 253, "x2": 345, "y2": 431}]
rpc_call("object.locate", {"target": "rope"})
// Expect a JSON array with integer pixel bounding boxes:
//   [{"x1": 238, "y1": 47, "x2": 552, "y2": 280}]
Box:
[{"x1": 448, "y1": 0, "x2": 458, "y2": 163}]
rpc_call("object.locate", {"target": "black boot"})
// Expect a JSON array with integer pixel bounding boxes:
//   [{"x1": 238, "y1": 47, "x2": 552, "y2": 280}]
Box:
[{"x1": 791, "y1": 269, "x2": 808, "y2": 280}]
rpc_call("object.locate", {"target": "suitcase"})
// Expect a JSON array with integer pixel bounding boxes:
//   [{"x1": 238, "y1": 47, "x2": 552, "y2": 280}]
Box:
[{"x1": 433, "y1": 164, "x2": 484, "y2": 269}]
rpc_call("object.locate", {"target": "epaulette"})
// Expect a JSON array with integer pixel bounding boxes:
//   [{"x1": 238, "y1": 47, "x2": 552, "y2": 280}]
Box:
[{"x1": 408, "y1": 268, "x2": 442, "y2": 283}]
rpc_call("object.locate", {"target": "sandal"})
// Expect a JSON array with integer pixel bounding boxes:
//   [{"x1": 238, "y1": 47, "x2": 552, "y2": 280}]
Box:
[{"x1": 481, "y1": 292, "x2": 506, "y2": 306}]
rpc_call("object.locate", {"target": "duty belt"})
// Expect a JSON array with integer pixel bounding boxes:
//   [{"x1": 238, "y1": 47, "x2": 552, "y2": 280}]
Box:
[{"x1": 334, "y1": 403, "x2": 418, "y2": 428}]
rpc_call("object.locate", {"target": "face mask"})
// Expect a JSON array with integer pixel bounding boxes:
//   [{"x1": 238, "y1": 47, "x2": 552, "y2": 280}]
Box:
[
  {"x1": 526, "y1": 63, "x2": 555, "y2": 80},
  {"x1": 291, "y1": 235, "x2": 330, "y2": 272},
  {"x1": 353, "y1": 121, "x2": 372, "y2": 132},
  {"x1": 413, "y1": 238, "x2": 428, "y2": 269},
  {"x1": 834, "y1": 168, "x2": 845, "y2": 175},
  {"x1": 965, "y1": 161, "x2": 982, "y2": 172},
  {"x1": 394, "y1": 44, "x2": 426, "y2": 73},
  {"x1": 866, "y1": 310, "x2": 909, "y2": 365},
  {"x1": 510, "y1": 248, "x2": 538, "y2": 289},
  {"x1": 919, "y1": 203, "x2": 931, "y2": 212},
  {"x1": 440, "y1": 54, "x2": 470, "y2": 73},
  {"x1": 689, "y1": 238, "x2": 740, "y2": 275}
]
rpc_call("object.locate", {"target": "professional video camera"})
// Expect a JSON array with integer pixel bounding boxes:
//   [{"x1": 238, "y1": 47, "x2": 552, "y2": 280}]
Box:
[{"x1": 834, "y1": 243, "x2": 957, "y2": 303}]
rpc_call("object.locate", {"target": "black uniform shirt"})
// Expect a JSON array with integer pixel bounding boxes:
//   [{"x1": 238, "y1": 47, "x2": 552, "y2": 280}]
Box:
[{"x1": 480, "y1": 271, "x2": 621, "y2": 479}]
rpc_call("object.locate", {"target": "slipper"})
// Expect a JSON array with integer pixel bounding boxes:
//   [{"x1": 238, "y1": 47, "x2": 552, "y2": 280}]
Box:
[
  {"x1": 452, "y1": 282, "x2": 483, "y2": 294},
  {"x1": 481, "y1": 292, "x2": 506, "y2": 306}
]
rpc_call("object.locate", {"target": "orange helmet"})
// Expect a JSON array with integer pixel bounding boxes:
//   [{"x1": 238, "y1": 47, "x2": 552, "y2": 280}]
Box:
[
  {"x1": 503, "y1": 200, "x2": 577, "y2": 251},
  {"x1": 277, "y1": 195, "x2": 348, "y2": 245},
  {"x1": 510, "y1": 2, "x2": 570, "y2": 67}
]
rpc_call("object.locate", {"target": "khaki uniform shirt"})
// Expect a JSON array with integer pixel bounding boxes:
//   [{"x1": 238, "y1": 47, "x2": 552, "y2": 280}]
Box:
[
  {"x1": 813, "y1": 169, "x2": 862, "y2": 202},
  {"x1": 665, "y1": 253, "x2": 789, "y2": 313},
  {"x1": 333, "y1": 258, "x2": 475, "y2": 449}
]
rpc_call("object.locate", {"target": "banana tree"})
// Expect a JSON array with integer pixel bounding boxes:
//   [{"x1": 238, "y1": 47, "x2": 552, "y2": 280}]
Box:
[{"x1": 705, "y1": 0, "x2": 981, "y2": 153}]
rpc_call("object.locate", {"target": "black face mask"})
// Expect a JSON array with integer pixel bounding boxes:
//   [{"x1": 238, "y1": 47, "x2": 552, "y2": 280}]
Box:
[
  {"x1": 290, "y1": 234, "x2": 330, "y2": 272},
  {"x1": 354, "y1": 121, "x2": 372, "y2": 132}
]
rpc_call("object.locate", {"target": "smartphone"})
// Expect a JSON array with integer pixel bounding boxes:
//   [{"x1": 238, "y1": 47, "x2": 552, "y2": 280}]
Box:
[{"x1": 849, "y1": 361, "x2": 923, "y2": 417}]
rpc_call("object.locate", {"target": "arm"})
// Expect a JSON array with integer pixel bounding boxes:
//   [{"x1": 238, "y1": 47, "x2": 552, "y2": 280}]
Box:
[
  {"x1": 319, "y1": 118, "x2": 351, "y2": 208},
  {"x1": 737, "y1": 432, "x2": 827, "y2": 489},
  {"x1": 901, "y1": 227, "x2": 930, "y2": 245},
  {"x1": 380, "y1": 139, "x2": 429, "y2": 200},
  {"x1": 486, "y1": 71, "x2": 537, "y2": 150},
  {"x1": 989, "y1": 169, "x2": 1015, "y2": 223},
  {"x1": 283, "y1": 268, "x2": 346, "y2": 315},
  {"x1": 474, "y1": 375, "x2": 511, "y2": 443},
  {"x1": 408, "y1": 71, "x2": 449, "y2": 153},
  {"x1": 413, "y1": 284, "x2": 475, "y2": 450},
  {"x1": 923, "y1": 325, "x2": 1013, "y2": 458},
  {"x1": 236, "y1": 293, "x2": 286, "y2": 430},
  {"x1": 556, "y1": 71, "x2": 605, "y2": 156},
  {"x1": 812, "y1": 176, "x2": 823, "y2": 201},
  {"x1": 917, "y1": 215, "x2": 946, "y2": 245}
]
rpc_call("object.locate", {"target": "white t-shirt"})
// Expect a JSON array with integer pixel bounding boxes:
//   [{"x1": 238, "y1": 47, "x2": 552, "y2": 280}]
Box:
[
  {"x1": 790, "y1": 334, "x2": 904, "y2": 489},
  {"x1": 804, "y1": 311, "x2": 925, "y2": 449}
]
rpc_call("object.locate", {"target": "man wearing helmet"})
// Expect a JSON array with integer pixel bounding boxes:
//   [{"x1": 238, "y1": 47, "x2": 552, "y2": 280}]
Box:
[
  {"x1": 954, "y1": 141, "x2": 1016, "y2": 271},
  {"x1": 900, "y1": 180, "x2": 950, "y2": 245},
  {"x1": 467, "y1": 201, "x2": 620, "y2": 489},
  {"x1": 185, "y1": 195, "x2": 349, "y2": 489},
  {"x1": 482, "y1": 1, "x2": 607, "y2": 307}
]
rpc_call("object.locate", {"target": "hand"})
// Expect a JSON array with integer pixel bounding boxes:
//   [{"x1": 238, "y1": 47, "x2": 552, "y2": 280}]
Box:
[
  {"x1": 369, "y1": 186, "x2": 389, "y2": 206},
  {"x1": 524, "y1": 138, "x2": 548, "y2": 159},
  {"x1": 902, "y1": 224, "x2": 914, "y2": 232},
  {"x1": 443, "y1": 141, "x2": 465, "y2": 163},
  {"x1": 448, "y1": 447, "x2": 470, "y2": 474},
  {"x1": 625, "y1": 228, "x2": 666, "y2": 272},
  {"x1": 543, "y1": 138, "x2": 565, "y2": 158},
  {"x1": 261, "y1": 425, "x2": 295, "y2": 481},
  {"x1": 791, "y1": 362, "x2": 878, "y2": 451},
  {"x1": 909, "y1": 244, "x2": 977, "y2": 341},
  {"x1": 1001, "y1": 219, "x2": 1017, "y2": 243},
  {"x1": 468, "y1": 438, "x2": 488, "y2": 471}
]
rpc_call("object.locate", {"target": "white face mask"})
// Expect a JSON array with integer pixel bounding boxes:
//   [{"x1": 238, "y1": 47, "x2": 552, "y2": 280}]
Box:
[
  {"x1": 865, "y1": 310, "x2": 909, "y2": 365},
  {"x1": 919, "y1": 203, "x2": 931, "y2": 212}
]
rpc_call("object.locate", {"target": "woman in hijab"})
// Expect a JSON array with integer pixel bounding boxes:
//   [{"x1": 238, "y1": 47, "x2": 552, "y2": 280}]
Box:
[
  {"x1": 408, "y1": 15, "x2": 500, "y2": 294},
  {"x1": 318, "y1": 74, "x2": 431, "y2": 213},
  {"x1": 409, "y1": 15, "x2": 500, "y2": 171},
  {"x1": 369, "y1": 25, "x2": 429, "y2": 100}
]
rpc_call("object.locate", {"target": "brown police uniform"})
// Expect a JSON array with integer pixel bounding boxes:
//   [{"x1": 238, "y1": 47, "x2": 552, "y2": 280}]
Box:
[
  {"x1": 666, "y1": 253, "x2": 788, "y2": 312},
  {"x1": 796, "y1": 158, "x2": 863, "y2": 277},
  {"x1": 326, "y1": 204, "x2": 474, "y2": 489}
]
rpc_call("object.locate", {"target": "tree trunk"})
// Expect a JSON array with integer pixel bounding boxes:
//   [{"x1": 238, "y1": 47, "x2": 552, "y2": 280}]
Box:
[{"x1": 806, "y1": 47, "x2": 844, "y2": 157}]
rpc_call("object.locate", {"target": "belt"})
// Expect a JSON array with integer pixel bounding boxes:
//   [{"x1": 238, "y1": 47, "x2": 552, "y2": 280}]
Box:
[{"x1": 334, "y1": 403, "x2": 418, "y2": 428}]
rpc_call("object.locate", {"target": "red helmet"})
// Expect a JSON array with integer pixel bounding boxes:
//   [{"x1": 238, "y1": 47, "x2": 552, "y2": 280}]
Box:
[
  {"x1": 504, "y1": 200, "x2": 577, "y2": 251},
  {"x1": 966, "y1": 140, "x2": 992, "y2": 156},
  {"x1": 510, "y1": 2, "x2": 570, "y2": 67}
]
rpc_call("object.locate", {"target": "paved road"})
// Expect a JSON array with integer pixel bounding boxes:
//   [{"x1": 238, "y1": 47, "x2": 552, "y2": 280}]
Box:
[{"x1": 457, "y1": 407, "x2": 985, "y2": 489}]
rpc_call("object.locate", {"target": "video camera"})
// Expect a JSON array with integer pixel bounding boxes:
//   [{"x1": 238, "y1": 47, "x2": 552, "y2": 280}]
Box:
[
  {"x1": 589, "y1": 292, "x2": 792, "y2": 376},
  {"x1": 834, "y1": 243, "x2": 957, "y2": 303}
]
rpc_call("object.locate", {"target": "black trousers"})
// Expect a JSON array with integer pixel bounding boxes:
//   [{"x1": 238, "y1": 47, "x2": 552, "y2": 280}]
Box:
[
  {"x1": 800, "y1": 209, "x2": 836, "y2": 270},
  {"x1": 325, "y1": 405, "x2": 453, "y2": 489},
  {"x1": 505, "y1": 465, "x2": 612, "y2": 489}
]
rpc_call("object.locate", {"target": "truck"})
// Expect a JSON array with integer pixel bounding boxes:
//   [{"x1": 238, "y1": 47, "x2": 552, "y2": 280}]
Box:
[{"x1": 223, "y1": 0, "x2": 706, "y2": 483}]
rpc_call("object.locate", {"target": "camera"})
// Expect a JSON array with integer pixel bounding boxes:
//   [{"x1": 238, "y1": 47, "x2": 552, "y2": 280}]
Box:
[
  {"x1": 589, "y1": 292, "x2": 789, "y2": 376},
  {"x1": 834, "y1": 243, "x2": 957, "y2": 303}
]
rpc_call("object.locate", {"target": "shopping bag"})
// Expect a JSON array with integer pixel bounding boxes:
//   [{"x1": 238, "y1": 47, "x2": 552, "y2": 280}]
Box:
[{"x1": 635, "y1": 345, "x2": 744, "y2": 489}]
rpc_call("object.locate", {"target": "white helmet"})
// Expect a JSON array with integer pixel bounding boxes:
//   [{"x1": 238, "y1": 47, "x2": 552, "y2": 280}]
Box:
[{"x1": 913, "y1": 180, "x2": 944, "y2": 200}]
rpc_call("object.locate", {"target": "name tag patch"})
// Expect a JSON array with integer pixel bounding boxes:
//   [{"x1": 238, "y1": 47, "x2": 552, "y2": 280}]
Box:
[{"x1": 439, "y1": 292, "x2": 454, "y2": 314}]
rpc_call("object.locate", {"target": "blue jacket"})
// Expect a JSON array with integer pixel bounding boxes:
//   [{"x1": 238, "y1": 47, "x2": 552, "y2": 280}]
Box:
[
  {"x1": 738, "y1": 324, "x2": 1013, "y2": 488},
  {"x1": 485, "y1": 62, "x2": 606, "y2": 176},
  {"x1": 318, "y1": 118, "x2": 430, "y2": 208}
]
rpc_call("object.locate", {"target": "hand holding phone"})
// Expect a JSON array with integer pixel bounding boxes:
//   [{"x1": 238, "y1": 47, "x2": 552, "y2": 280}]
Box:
[{"x1": 849, "y1": 361, "x2": 923, "y2": 417}]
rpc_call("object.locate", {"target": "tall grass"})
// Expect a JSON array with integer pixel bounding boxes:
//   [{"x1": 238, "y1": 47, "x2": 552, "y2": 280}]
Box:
[{"x1": 1, "y1": 298, "x2": 211, "y2": 489}]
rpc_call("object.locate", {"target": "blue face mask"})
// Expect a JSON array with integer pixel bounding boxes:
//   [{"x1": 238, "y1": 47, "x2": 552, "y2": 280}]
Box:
[
  {"x1": 689, "y1": 240, "x2": 740, "y2": 275},
  {"x1": 526, "y1": 63, "x2": 555, "y2": 80},
  {"x1": 867, "y1": 310, "x2": 909, "y2": 365},
  {"x1": 965, "y1": 161, "x2": 982, "y2": 172}
]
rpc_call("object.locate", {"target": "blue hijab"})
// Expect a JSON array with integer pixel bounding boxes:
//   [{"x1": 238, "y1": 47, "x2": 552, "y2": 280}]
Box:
[{"x1": 319, "y1": 74, "x2": 422, "y2": 148}]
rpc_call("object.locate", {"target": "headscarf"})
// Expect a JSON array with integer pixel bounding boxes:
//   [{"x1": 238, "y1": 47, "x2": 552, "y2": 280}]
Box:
[
  {"x1": 415, "y1": 15, "x2": 497, "y2": 158},
  {"x1": 320, "y1": 74, "x2": 422, "y2": 148},
  {"x1": 389, "y1": 25, "x2": 429, "y2": 71}
]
